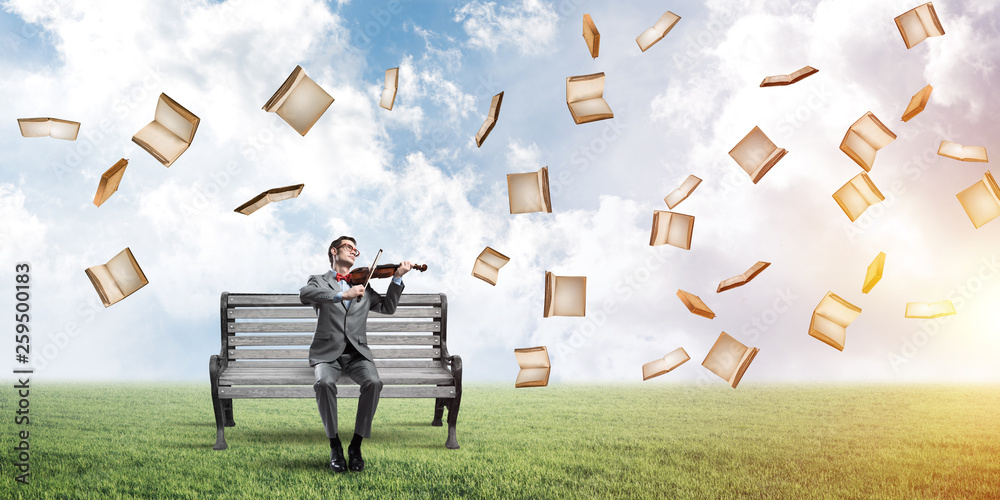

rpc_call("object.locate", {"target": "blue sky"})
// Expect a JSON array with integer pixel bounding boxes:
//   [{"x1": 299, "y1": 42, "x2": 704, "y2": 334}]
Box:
[{"x1": 2, "y1": 0, "x2": 999, "y2": 384}]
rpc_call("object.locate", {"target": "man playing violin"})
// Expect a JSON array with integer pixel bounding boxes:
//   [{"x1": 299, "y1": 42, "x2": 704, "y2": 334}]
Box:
[{"x1": 299, "y1": 236, "x2": 413, "y2": 473}]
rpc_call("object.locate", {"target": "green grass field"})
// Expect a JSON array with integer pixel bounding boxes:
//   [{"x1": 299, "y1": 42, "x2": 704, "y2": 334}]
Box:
[{"x1": 2, "y1": 383, "x2": 999, "y2": 499}]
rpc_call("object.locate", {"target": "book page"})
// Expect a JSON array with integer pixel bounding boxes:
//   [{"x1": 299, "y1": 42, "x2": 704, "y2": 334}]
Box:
[
  {"x1": 653, "y1": 11, "x2": 680, "y2": 33},
  {"x1": 905, "y1": 301, "x2": 956, "y2": 319},
  {"x1": 472, "y1": 259, "x2": 500, "y2": 285},
  {"x1": 515, "y1": 367, "x2": 550, "y2": 387},
  {"x1": 106, "y1": 249, "x2": 147, "y2": 297},
  {"x1": 133, "y1": 121, "x2": 188, "y2": 165},
  {"x1": 666, "y1": 212, "x2": 694, "y2": 249},
  {"x1": 702, "y1": 332, "x2": 748, "y2": 383},
  {"x1": 642, "y1": 348, "x2": 690, "y2": 381},
  {"x1": 515, "y1": 347, "x2": 550, "y2": 369},
  {"x1": 508, "y1": 171, "x2": 544, "y2": 214},
  {"x1": 664, "y1": 175, "x2": 701, "y2": 209},
  {"x1": 276, "y1": 72, "x2": 334, "y2": 136},
  {"x1": 552, "y1": 275, "x2": 586, "y2": 316},
  {"x1": 380, "y1": 89, "x2": 396, "y2": 110},
  {"x1": 809, "y1": 313, "x2": 846, "y2": 350},
  {"x1": 478, "y1": 247, "x2": 510, "y2": 269},
  {"x1": 957, "y1": 171, "x2": 1000, "y2": 229},
  {"x1": 566, "y1": 73, "x2": 605, "y2": 103},
  {"x1": 789, "y1": 66, "x2": 817, "y2": 81},
  {"x1": 853, "y1": 113, "x2": 896, "y2": 149},
  {"x1": 841, "y1": 129, "x2": 877, "y2": 171},
  {"x1": 896, "y1": 10, "x2": 928, "y2": 48},
  {"x1": 154, "y1": 95, "x2": 197, "y2": 143},
  {"x1": 86, "y1": 265, "x2": 125, "y2": 305},
  {"x1": 635, "y1": 27, "x2": 661, "y2": 51},
  {"x1": 730, "y1": 127, "x2": 778, "y2": 177},
  {"x1": 814, "y1": 292, "x2": 861, "y2": 328},
  {"x1": 568, "y1": 99, "x2": 613, "y2": 123},
  {"x1": 915, "y1": 3, "x2": 945, "y2": 37}
]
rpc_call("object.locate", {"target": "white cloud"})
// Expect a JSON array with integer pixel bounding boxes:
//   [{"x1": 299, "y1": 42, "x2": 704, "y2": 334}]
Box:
[{"x1": 453, "y1": 0, "x2": 559, "y2": 55}]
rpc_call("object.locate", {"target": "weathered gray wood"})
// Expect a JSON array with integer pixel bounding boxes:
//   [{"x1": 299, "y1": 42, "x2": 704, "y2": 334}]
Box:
[
  {"x1": 227, "y1": 359, "x2": 442, "y2": 368},
  {"x1": 228, "y1": 348, "x2": 440, "y2": 360},
  {"x1": 227, "y1": 294, "x2": 442, "y2": 307},
  {"x1": 228, "y1": 307, "x2": 440, "y2": 319},
  {"x1": 228, "y1": 321, "x2": 439, "y2": 334},
  {"x1": 219, "y1": 367, "x2": 454, "y2": 385},
  {"x1": 219, "y1": 385, "x2": 456, "y2": 398},
  {"x1": 228, "y1": 335, "x2": 441, "y2": 347}
]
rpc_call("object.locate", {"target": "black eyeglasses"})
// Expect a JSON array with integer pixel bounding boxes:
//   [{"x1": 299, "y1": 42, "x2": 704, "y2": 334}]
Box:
[{"x1": 337, "y1": 243, "x2": 360, "y2": 257}]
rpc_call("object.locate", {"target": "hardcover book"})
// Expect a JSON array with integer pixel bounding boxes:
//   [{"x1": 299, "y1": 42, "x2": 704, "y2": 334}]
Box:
[
  {"x1": 514, "y1": 346, "x2": 550, "y2": 387},
  {"x1": 809, "y1": 291, "x2": 862, "y2": 351},
  {"x1": 636, "y1": 11, "x2": 680, "y2": 52},
  {"x1": 840, "y1": 112, "x2": 896, "y2": 172},
  {"x1": 380, "y1": 67, "x2": 399, "y2": 110},
  {"x1": 566, "y1": 72, "x2": 613, "y2": 124},
  {"x1": 263, "y1": 65, "x2": 334, "y2": 136},
  {"x1": 583, "y1": 14, "x2": 600, "y2": 58},
  {"x1": 234, "y1": 184, "x2": 305, "y2": 215},
  {"x1": 937, "y1": 141, "x2": 988, "y2": 162},
  {"x1": 507, "y1": 166, "x2": 552, "y2": 214},
  {"x1": 85, "y1": 247, "x2": 149, "y2": 308},
  {"x1": 642, "y1": 347, "x2": 690, "y2": 381},
  {"x1": 93, "y1": 158, "x2": 128, "y2": 207},
  {"x1": 728, "y1": 126, "x2": 786, "y2": 184},
  {"x1": 760, "y1": 66, "x2": 818, "y2": 87},
  {"x1": 718, "y1": 261, "x2": 770, "y2": 293},
  {"x1": 131, "y1": 93, "x2": 200, "y2": 167},
  {"x1": 649, "y1": 211, "x2": 694, "y2": 250},
  {"x1": 472, "y1": 246, "x2": 510, "y2": 286},
  {"x1": 863, "y1": 252, "x2": 886, "y2": 294},
  {"x1": 17, "y1": 117, "x2": 80, "y2": 140},
  {"x1": 543, "y1": 272, "x2": 586, "y2": 317},
  {"x1": 676, "y1": 289, "x2": 716, "y2": 319},
  {"x1": 956, "y1": 170, "x2": 1000, "y2": 229},
  {"x1": 905, "y1": 300, "x2": 956, "y2": 319},
  {"x1": 664, "y1": 175, "x2": 702, "y2": 209},
  {"x1": 902, "y1": 84, "x2": 932, "y2": 122},
  {"x1": 894, "y1": 2, "x2": 945, "y2": 49},
  {"x1": 476, "y1": 91, "x2": 504, "y2": 147},
  {"x1": 833, "y1": 172, "x2": 885, "y2": 222},
  {"x1": 702, "y1": 332, "x2": 758, "y2": 388}
]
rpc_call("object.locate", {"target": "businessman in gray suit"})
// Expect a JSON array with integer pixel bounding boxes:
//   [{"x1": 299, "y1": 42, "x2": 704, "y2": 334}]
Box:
[{"x1": 299, "y1": 236, "x2": 412, "y2": 473}]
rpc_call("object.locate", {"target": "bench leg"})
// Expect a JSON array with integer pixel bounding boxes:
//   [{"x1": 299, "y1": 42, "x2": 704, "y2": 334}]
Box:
[
  {"x1": 223, "y1": 399, "x2": 235, "y2": 427},
  {"x1": 209, "y1": 355, "x2": 228, "y2": 450},
  {"x1": 431, "y1": 397, "x2": 446, "y2": 426},
  {"x1": 445, "y1": 355, "x2": 462, "y2": 449}
]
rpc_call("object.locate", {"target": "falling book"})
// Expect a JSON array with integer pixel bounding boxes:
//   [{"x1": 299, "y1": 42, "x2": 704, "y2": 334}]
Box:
[
  {"x1": 234, "y1": 184, "x2": 305, "y2": 215},
  {"x1": 263, "y1": 65, "x2": 334, "y2": 136},
  {"x1": 583, "y1": 14, "x2": 600, "y2": 58},
  {"x1": 544, "y1": 272, "x2": 586, "y2": 317},
  {"x1": 840, "y1": 112, "x2": 896, "y2": 172},
  {"x1": 507, "y1": 166, "x2": 551, "y2": 214},
  {"x1": 93, "y1": 159, "x2": 128, "y2": 207},
  {"x1": 759, "y1": 66, "x2": 818, "y2": 87},
  {"x1": 676, "y1": 289, "x2": 715, "y2": 319},
  {"x1": 956, "y1": 170, "x2": 1000, "y2": 228},
  {"x1": 809, "y1": 291, "x2": 861, "y2": 351},
  {"x1": 380, "y1": 67, "x2": 399, "y2": 110},
  {"x1": 717, "y1": 261, "x2": 770, "y2": 293},
  {"x1": 17, "y1": 117, "x2": 80, "y2": 140},
  {"x1": 863, "y1": 252, "x2": 885, "y2": 294},
  {"x1": 642, "y1": 347, "x2": 690, "y2": 381},
  {"x1": 894, "y1": 2, "x2": 945, "y2": 49},
  {"x1": 649, "y1": 211, "x2": 694, "y2": 250},
  {"x1": 636, "y1": 11, "x2": 680, "y2": 52},
  {"x1": 664, "y1": 175, "x2": 702, "y2": 209},
  {"x1": 476, "y1": 91, "x2": 503, "y2": 147},
  {"x1": 472, "y1": 246, "x2": 510, "y2": 286},
  {"x1": 702, "y1": 332, "x2": 758, "y2": 389},
  {"x1": 566, "y1": 72, "x2": 613, "y2": 124},
  {"x1": 833, "y1": 172, "x2": 885, "y2": 222},
  {"x1": 85, "y1": 247, "x2": 149, "y2": 308},
  {"x1": 728, "y1": 126, "x2": 786, "y2": 184},
  {"x1": 905, "y1": 300, "x2": 956, "y2": 319},
  {"x1": 514, "y1": 346, "x2": 550, "y2": 387},
  {"x1": 937, "y1": 141, "x2": 988, "y2": 162},
  {"x1": 131, "y1": 93, "x2": 200, "y2": 167},
  {"x1": 902, "y1": 84, "x2": 932, "y2": 122}
]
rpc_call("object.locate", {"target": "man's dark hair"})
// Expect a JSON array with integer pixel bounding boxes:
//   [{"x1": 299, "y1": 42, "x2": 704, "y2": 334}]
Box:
[{"x1": 328, "y1": 236, "x2": 357, "y2": 266}]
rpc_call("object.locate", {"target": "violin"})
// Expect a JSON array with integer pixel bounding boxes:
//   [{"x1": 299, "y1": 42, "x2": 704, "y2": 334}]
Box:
[{"x1": 347, "y1": 263, "x2": 427, "y2": 286}]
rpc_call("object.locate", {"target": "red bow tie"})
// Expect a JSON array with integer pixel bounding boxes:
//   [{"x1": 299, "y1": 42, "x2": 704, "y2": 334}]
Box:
[{"x1": 335, "y1": 273, "x2": 352, "y2": 283}]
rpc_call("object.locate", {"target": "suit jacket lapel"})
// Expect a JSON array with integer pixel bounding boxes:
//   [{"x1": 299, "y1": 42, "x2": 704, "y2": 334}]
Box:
[{"x1": 320, "y1": 271, "x2": 349, "y2": 312}]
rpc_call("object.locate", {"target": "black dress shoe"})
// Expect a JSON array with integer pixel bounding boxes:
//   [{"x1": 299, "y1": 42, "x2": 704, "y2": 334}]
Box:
[
  {"x1": 330, "y1": 446, "x2": 347, "y2": 473},
  {"x1": 348, "y1": 446, "x2": 364, "y2": 472}
]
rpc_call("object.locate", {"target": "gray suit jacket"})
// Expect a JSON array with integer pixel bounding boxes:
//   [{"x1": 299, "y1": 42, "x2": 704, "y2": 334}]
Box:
[{"x1": 299, "y1": 270, "x2": 404, "y2": 366}]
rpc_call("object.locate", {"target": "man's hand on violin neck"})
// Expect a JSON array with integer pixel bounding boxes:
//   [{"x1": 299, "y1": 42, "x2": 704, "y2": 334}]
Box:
[{"x1": 394, "y1": 261, "x2": 413, "y2": 278}]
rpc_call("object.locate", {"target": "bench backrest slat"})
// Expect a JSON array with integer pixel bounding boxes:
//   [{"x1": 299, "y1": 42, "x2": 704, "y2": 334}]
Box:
[
  {"x1": 228, "y1": 348, "x2": 441, "y2": 360},
  {"x1": 226, "y1": 294, "x2": 442, "y2": 307},
  {"x1": 229, "y1": 334, "x2": 440, "y2": 347},
  {"x1": 228, "y1": 307, "x2": 441, "y2": 319},
  {"x1": 228, "y1": 321, "x2": 439, "y2": 334}
]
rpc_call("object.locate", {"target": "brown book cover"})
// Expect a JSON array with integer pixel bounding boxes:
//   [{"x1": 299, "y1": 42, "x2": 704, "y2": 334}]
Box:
[
  {"x1": 94, "y1": 159, "x2": 128, "y2": 207},
  {"x1": 759, "y1": 66, "x2": 818, "y2": 87},
  {"x1": 476, "y1": 91, "x2": 504, "y2": 147},
  {"x1": 902, "y1": 84, "x2": 932, "y2": 121},
  {"x1": 583, "y1": 14, "x2": 600, "y2": 58},
  {"x1": 676, "y1": 289, "x2": 715, "y2": 319},
  {"x1": 234, "y1": 184, "x2": 305, "y2": 215},
  {"x1": 717, "y1": 261, "x2": 770, "y2": 293}
]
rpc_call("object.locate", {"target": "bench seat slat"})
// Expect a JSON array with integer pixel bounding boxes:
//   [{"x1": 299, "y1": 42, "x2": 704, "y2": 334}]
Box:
[
  {"x1": 219, "y1": 385, "x2": 455, "y2": 398},
  {"x1": 219, "y1": 367, "x2": 454, "y2": 385},
  {"x1": 227, "y1": 294, "x2": 442, "y2": 307},
  {"x1": 228, "y1": 335, "x2": 440, "y2": 347},
  {"x1": 228, "y1": 348, "x2": 440, "y2": 360},
  {"x1": 228, "y1": 322, "x2": 440, "y2": 333},
  {"x1": 228, "y1": 307, "x2": 441, "y2": 319}
]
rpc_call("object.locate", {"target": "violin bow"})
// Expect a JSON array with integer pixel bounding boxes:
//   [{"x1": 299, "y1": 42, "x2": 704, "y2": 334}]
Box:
[{"x1": 363, "y1": 249, "x2": 383, "y2": 288}]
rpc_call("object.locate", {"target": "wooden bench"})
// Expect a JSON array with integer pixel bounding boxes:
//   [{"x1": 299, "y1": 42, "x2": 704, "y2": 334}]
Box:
[{"x1": 209, "y1": 292, "x2": 462, "y2": 450}]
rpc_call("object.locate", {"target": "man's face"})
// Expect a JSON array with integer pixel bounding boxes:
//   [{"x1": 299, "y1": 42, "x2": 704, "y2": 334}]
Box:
[{"x1": 334, "y1": 241, "x2": 359, "y2": 266}]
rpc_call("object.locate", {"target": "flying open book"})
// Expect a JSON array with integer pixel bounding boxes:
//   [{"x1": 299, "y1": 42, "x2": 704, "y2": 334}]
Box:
[
  {"x1": 263, "y1": 65, "x2": 334, "y2": 136},
  {"x1": 938, "y1": 141, "x2": 988, "y2": 162},
  {"x1": 566, "y1": 72, "x2": 613, "y2": 124},
  {"x1": 728, "y1": 126, "x2": 786, "y2": 184},
  {"x1": 759, "y1": 66, "x2": 818, "y2": 87},
  {"x1": 380, "y1": 67, "x2": 399, "y2": 110},
  {"x1": 902, "y1": 84, "x2": 932, "y2": 122},
  {"x1": 676, "y1": 290, "x2": 715, "y2": 319},
  {"x1": 809, "y1": 292, "x2": 861, "y2": 351},
  {"x1": 94, "y1": 159, "x2": 128, "y2": 207},
  {"x1": 642, "y1": 347, "x2": 690, "y2": 381},
  {"x1": 863, "y1": 252, "x2": 885, "y2": 294},
  {"x1": 234, "y1": 184, "x2": 305, "y2": 215},
  {"x1": 718, "y1": 261, "x2": 770, "y2": 293},
  {"x1": 956, "y1": 170, "x2": 1000, "y2": 229},
  {"x1": 894, "y1": 2, "x2": 945, "y2": 49},
  {"x1": 514, "y1": 346, "x2": 551, "y2": 388},
  {"x1": 17, "y1": 117, "x2": 80, "y2": 140},
  {"x1": 507, "y1": 166, "x2": 551, "y2": 214},
  {"x1": 85, "y1": 247, "x2": 149, "y2": 308},
  {"x1": 472, "y1": 246, "x2": 510, "y2": 286},
  {"x1": 664, "y1": 175, "x2": 702, "y2": 209},
  {"x1": 649, "y1": 211, "x2": 694, "y2": 250},
  {"x1": 905, "y1": 300, "x2": 956, "y2": 319},
  {"x1": 544, "y1": 272, "x2": 586, "y2": 317},
  {"x1": 702, "y1": 332, "x2": 758, "y2": 389},
  {"x1": 833, "y1": 172, "x2": 885, "y2": 222},
  {"x1": 840, "y1": 112, "x2": 896, "y2": 172},
  {"x1": 636, "y1": 11, "x2": 680, "y2": 52},
  {"x1": 131, "y1": 93, "x2": 200, "y2": 167},
  {"x1": 475, "y1": 91, "x2": 503, "y2": 147},
  {"x1": 583, "y1": 14, "x2": 600, "y2": 58}
]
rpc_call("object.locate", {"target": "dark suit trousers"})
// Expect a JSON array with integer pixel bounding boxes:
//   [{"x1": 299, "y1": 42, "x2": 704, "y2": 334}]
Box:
[{"x1": 313, "y1": 350, "x2": 383, "y2": 439}]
